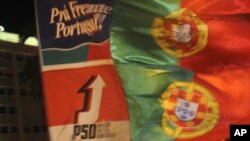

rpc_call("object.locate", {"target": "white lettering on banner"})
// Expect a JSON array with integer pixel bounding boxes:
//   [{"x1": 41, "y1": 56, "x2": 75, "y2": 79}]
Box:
[
  {"x1": 68, "y1": 1, "x2": 112, "y2": 18},
  {"x1": 49, "y1": 1, "x2": 112, "y2": 39},
  {"x1": 55, "y1": 14, "x2": 106, "y2": 38},
  {"x1": 48, "y1": 121, "x2": 130, "y2": 141}
]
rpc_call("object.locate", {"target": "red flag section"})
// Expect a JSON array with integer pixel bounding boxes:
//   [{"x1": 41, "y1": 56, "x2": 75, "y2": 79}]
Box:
[{"x1": 179, "y1": 0, "x2": 250, "y2": 140}]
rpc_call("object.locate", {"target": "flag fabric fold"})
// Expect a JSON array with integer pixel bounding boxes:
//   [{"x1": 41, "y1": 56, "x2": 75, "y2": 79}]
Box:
[{"x1": 111, "y1": 0, "x2": 250, "y2": 141}]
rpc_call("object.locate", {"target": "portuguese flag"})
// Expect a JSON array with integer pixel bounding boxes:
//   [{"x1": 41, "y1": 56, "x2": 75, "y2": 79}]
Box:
[{"x1": 111, "y1": 0, "x2": 250, "y2": 141}]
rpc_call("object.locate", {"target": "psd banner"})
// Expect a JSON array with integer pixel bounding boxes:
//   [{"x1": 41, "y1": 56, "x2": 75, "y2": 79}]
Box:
[{"x1": 35, "y1": 0, "x2": 130, "y2": 141}]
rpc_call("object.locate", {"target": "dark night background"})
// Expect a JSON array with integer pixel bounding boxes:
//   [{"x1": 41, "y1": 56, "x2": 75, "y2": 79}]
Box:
[{"x1": 0, "y1": 0, "x2": 36, "y2": 34}]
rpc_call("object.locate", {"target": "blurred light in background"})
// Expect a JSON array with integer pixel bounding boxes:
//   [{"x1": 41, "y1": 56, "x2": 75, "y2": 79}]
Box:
[
  {"x1": 0, "y1": 25, "x2": 5, "y2": 32},
  {"x1": 0, "y1": 32, "x2": 38, "y2": 46}
]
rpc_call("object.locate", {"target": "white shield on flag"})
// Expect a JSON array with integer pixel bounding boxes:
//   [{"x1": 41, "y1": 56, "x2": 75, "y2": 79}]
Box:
[
  {"x1": 172, "y1": 24, "x2": 192, "y2": 43},
  {"x1": 175, "y1": 98, "x2": 199, "y2": 121}
]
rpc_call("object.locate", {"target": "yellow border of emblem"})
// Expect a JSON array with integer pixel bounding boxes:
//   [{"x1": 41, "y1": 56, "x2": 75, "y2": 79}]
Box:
[
  {"x1": 161, "y1": 81, "x2": 220, "y2": 139},
  {"x1": 152, "y1": 9, "x2": 208, "y2": 58}
]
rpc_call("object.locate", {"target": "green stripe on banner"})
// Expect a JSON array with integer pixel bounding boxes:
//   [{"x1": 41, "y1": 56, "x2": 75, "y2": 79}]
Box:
[{"x1": 42, "y1": 45, "x2": 89, "y2": 66}]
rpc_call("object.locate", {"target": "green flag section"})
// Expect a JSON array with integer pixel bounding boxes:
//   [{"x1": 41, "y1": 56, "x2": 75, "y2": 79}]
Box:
[
  {"x1": 111, "y1": 0, "x2": 180, "y2": 65},
  {"x1": 115, "y1": 63, "x2": 193, "y2": 141},
  {"x1": 111, "y1": 0, "x2": 250, "y2": 141},
  {"x1": 111, "y1": 0, "x2": 194, "y2": 141}
]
